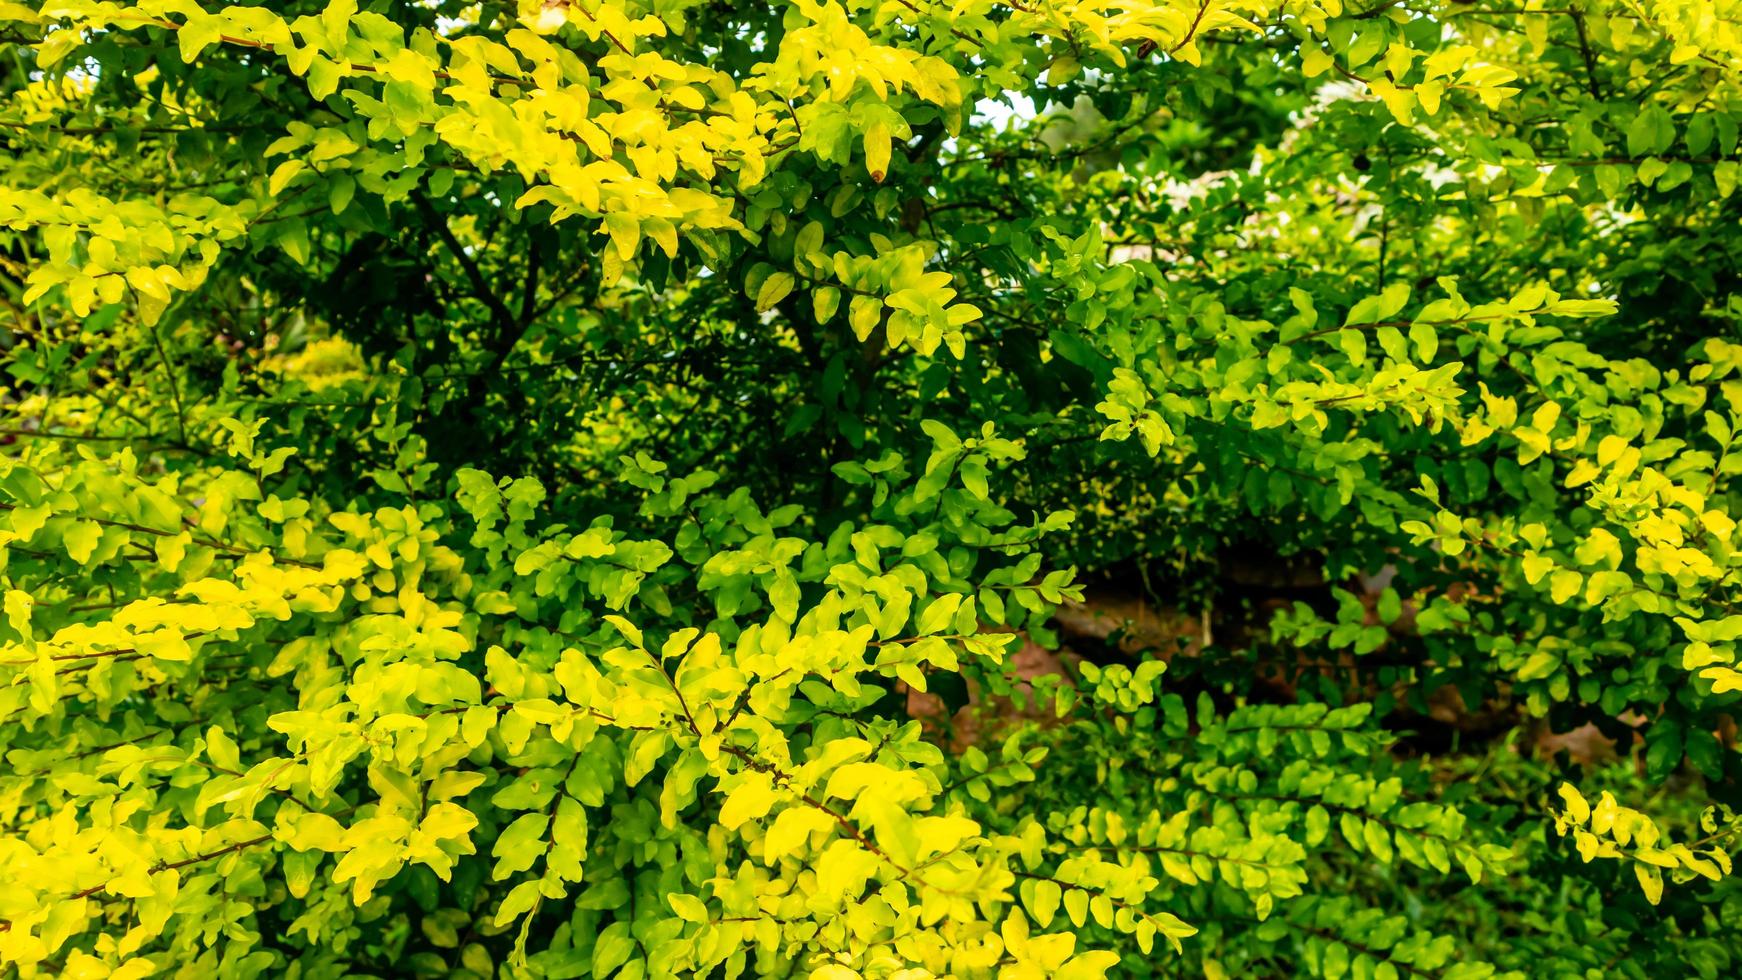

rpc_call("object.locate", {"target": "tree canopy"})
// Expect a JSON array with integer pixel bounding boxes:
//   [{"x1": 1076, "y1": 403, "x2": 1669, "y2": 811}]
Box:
[{"x1": 4, "y1": 0, "x2": 1742, "y2": 977}]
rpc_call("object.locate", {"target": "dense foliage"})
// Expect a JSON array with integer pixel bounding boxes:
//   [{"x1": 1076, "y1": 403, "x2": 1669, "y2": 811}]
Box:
[{"x1": 5, "y1": 0, "x2": 1742, "y2": 976}]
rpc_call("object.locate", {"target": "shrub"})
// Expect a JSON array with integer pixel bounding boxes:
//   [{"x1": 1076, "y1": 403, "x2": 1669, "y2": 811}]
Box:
[{"x1": 3, "y1": 1, "x2": 1742, "y2": 977}]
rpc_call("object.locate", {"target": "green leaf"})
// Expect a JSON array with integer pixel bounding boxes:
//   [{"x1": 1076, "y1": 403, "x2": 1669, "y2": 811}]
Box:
[
  {"x1": 1627, "y1": 105, "x2": 1676, "y2": 157},
  {"x1": 756, "y1": 272, "x2": 796, "y2": 311}
]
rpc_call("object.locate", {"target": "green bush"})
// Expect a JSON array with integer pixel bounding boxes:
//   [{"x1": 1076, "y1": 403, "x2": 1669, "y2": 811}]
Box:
[{"x1": 3, "y1": 1, "x2": 1742, "y2": 977}]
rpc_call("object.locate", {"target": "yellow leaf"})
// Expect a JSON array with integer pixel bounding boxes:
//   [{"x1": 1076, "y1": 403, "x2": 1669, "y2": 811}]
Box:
[
  {"x1": 762, "y1": 806, "x2": 833, "y2": 862},
  {"x1": 63, "y1": 521, "x2": 102, "y2": 564},
  {"x1": 849, "y1": 295, "x2": 882, "y2": 341},
  {"x1": 1548, "y1": 569, "x2": 1582, "y2": 604},
  {"x1": 1634, "y1": 864, "x2": 1663, "y2": 905},
  {"x1": 1558, "y1": 783, "x2": 1590, "y2": 823},
  {"x1": 756, "y1": 272, "x2": 796, "y2": 312},
  {"x1": 718, "y1": 771, "x2": 777, "y2": 829},
  {"x1": 813, "y1": 285, "x2": 841, "y2": 323},
  {"x1": 603, "y1": 213, "x2": 640, "y2": 260},
  {"x1": 1701, "y1": 666, "x2": 1742, "y2": 694},
  {"x1": 864, "y1": 120, "x2": 891, "y2": 183}
]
